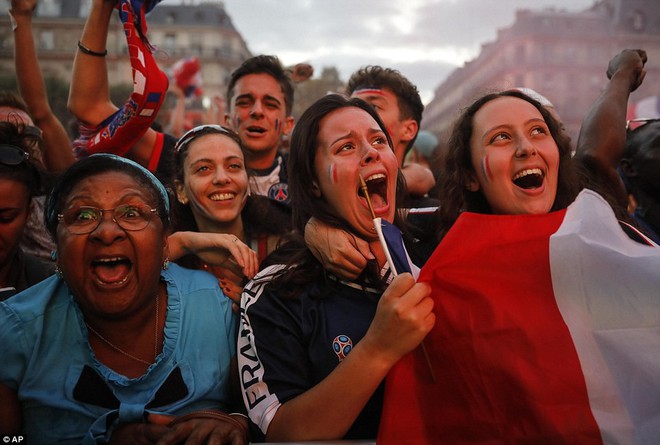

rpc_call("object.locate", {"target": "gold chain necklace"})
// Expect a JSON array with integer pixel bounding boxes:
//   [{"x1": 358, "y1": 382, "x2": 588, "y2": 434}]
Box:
[{"x1": 86, "y1": 292, "x2": 160, "y2": 366}]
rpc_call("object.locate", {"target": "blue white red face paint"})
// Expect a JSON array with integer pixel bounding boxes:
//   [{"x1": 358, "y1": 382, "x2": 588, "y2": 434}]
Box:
[
  {"x1": 482, "y1": 154, "x2": 493, "y2": 182},
  {"x1": 351, "y1": 87, "x2": 386, "y2": 97},
  {"x1": 328, "y1": 163, "x2": 337, "y2": 184}
]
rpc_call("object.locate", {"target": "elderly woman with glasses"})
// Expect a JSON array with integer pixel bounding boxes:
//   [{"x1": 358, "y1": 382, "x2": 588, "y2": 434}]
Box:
[
  {"x1": 167, "y1": 124, "x2": 292, "y2": 309},
  {"x1": 0, "y1": 122, "x2": 53, "y2": 300},
  {"x1": 0, "y1": 154, "x2": 248, "y2": 444}
]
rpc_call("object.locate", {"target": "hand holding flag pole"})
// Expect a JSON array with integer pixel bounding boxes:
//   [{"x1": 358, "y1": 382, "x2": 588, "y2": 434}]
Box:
[{"x1": 360, "y1": 175, "x2": 435, "y2": 382}]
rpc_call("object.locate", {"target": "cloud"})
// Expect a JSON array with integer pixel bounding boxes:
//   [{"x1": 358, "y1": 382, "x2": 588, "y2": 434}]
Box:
[{"x1": 218, "y1": 0, "x2": 597, "y2": 102}]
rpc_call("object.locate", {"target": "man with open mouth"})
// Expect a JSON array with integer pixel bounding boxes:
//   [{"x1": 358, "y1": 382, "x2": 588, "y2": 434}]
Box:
[{"x1": 225, "y1": 55, "x2": 295, "y2": 205}]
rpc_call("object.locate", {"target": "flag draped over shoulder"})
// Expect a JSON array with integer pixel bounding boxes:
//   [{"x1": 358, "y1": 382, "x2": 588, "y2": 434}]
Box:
[{"x1": 378, "y1": 189, "x2": 660, "y2": 445}]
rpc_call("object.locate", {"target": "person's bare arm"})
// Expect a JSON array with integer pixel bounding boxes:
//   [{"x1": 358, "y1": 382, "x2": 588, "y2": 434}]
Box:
[
  {"x1": 165, "y1": 86, "x2": 186, "y2": 139},
  {"x1": 67, "y1": 0, "x2": 117, "y2": 126},
  {"x1": 205, "y1": 95, "x2": 226, "y2": 125},
  {"x1": 168, "y1": 231, "x2": 258, "y2": 279},
  {"x1": 304, "y1": 217, "x2": 374, "y2": 280},
  {"x1": 265, "y1": 274, "x2": 434, "y2": 441},
  {"x1": 402, "y1": 162, "x2": 436, "y2": 197},
  {"x1": 575, "y1": 49, "x2": 647, "y2": 189},
  {"x1": 67, "y1": 0, "x2": 159, "y2": 166},
  {"x1": 10, "y1": 0, "x2": 74, "y2": 172}
]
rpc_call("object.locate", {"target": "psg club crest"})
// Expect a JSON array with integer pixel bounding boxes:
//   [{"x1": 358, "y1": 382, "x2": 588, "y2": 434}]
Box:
[
  {"x1": 268, "y1": 183, "x2": 289, "y2": 203},
  {"x1": 333, "y1": 335, "x2": 353, "y2": 362}
]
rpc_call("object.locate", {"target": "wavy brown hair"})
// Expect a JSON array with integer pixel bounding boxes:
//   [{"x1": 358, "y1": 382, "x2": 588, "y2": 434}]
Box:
[
  {"x1": 436, "y1": 89, "x2": 580, "y2": 243},
  {"x1": 263, "y1": 94, "x2": 409, "y2": 298}
]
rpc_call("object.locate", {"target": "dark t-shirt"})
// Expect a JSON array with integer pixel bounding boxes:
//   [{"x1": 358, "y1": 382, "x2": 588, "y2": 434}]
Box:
[{"x1": 239, "y1": 266, "x2": 384, "y2": 440}]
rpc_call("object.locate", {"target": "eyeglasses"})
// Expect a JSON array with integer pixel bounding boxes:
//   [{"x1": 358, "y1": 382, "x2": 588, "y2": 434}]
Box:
[
  {"x1": 174, "y1": 124, "x2": 241, "y2": 153},
  {"x1": 57, "y1": 204, "x2": 159, "y2": 235},
  {"x1": 0, "y1": 144, "x2": 29, "y2": 166},
  {"x1": 626, "y1": 117, "x2": 660, "y2": 131}
]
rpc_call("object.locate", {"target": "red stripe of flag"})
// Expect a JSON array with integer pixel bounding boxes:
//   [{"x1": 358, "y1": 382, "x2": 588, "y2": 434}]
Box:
[{"x1": 379, "y1": 207, "x2": 604, "y2": 444}]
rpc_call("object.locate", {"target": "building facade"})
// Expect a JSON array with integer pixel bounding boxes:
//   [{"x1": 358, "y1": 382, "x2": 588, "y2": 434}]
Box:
[
  {"x1": 0, "y1": 0, "x2": 251, "y2": 103},
  {"x1": 422, "y1": 0, "x2": 660, "y2": 144}
]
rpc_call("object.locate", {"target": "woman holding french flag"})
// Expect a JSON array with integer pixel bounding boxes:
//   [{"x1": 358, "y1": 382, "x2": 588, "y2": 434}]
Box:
[
  {"x1": 379, "y1": 49, "x2": 660, "y2": 444},
  {"x1": 237, "y1": 94, "x2": 435, "y2": 442}
]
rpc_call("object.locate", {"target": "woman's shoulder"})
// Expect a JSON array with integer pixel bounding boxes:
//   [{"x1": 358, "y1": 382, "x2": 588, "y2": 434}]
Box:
[
  {"x1": 243, "y1": 263, "x2": 326, "y2": 303},
  {"x1": 1, "y1": 275, "x2": 68, "y2": 317},
  {"x1": 0, "y1": 276, "x2": 71, "y2": 346},
  {"x1": 243, "y1": 263, "x2": 290, "y2": 301},
  {"x1": 162, "y1": 262, "x2": 223, "y2": 295}
]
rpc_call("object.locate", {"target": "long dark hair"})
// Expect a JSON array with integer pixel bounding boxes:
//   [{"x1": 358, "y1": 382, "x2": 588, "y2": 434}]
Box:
[
  {"x1": 436, "y1": 89, "x2": 580, "y2": 242},
  {"x1": 171, "y1": 125, "x2": 244, "y2": 234},
  {"x1": 170, "y1": 126, "x2": 291, "y2": 269},
  {"x1": 263, "y1": 94, "x2": 409, "y2": 297}
]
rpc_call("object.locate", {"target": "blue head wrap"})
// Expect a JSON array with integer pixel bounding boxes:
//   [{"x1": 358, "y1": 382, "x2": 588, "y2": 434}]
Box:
[{"x1": 44, "y1": 154, "x2": 170, "y2": 238}]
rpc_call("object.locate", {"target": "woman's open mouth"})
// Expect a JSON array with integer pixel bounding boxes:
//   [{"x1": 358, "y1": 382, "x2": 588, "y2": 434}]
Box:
[
  {"x1": 512, "y1": 168, "x2": 544, "y2": 190},
  {"x1": 91, "y1": 256, "x2": 132, "y2": 286},
  {"x1": 358, "y1": 173, "x2": 389, "y2": 211}
]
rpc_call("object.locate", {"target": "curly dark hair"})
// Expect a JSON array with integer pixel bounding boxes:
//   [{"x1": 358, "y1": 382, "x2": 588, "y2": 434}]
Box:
[
  {"x1": 346, "y1": 66, "x2": 424, "y2": 154},
  {"x1": 435, "y1": 89, "x2": 580, "y2": 243},
  {"x1": 622, "y1": 120, "x2": 660, "y2": 195},
  {"x1": 226, "y1": 55, "x2": 294, "y2": 116}
]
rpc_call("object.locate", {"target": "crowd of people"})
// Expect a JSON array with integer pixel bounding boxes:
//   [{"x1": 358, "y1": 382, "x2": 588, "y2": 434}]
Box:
[{"x1": 1, "y1": 0, "x2": 659, "y2": 444}]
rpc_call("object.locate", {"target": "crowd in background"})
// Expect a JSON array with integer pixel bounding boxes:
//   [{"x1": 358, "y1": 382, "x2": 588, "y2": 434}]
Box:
[{"x1": 1, "y1": 0, "x2": 659, "y2": 444}]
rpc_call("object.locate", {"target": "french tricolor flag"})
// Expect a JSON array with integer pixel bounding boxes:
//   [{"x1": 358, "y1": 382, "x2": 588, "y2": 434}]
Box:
[
  {"x1": 374, "y1": 218, "x2": 420, "y2": 280},
  {"x1": 378, "y1": 190, "x2": 660, "y2": 444}
]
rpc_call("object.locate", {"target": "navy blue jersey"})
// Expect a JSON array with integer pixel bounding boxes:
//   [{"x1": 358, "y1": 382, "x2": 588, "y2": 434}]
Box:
[{"x1": 238, "y1": 264, "x2": 385, "y2": 440}]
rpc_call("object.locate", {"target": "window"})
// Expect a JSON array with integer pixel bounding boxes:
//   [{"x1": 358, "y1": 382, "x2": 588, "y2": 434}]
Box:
[
  {"x1": 40, "y1": 30, "x2": 55, "y2": 50},
  {"x1": 163, "y1": 33, "x2": 176, "y2": 50},
  {"x1": 38, "y1": 0, "x2": 59, "y2": 17}
]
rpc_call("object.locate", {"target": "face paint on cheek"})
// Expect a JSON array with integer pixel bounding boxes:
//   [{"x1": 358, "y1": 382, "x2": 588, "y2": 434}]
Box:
[
  {"x1": 328, "y1": 163, "x2": 337, "y2": 184},
  {"x1": 482, "y1": 154, "x2": 493, "y2": 182},
  {"x1": 274, "y1": 119, "x2": 280, "y2": 131},
  {"x1": 233, "y1": 116, "x2": 242, "y2": 129}
]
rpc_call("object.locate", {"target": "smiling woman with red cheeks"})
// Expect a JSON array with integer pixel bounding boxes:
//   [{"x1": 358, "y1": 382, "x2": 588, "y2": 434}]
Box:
[
  {"x1": 168, "y1": 125, "x2": 291, "y2": 308},
  {"x1": 466, "y1": 94, "x2": 562, "y2": 216},
  {"x1": 0, "y1": 154, "x2": 248, "y2": 444},
  {"x1": 436, "y1": 50, "x2": 650, "y2": 244},
  {"x1": 237, "y1": 95, "x2": 435, "y2": 442},
  {"x1": 436, "y1": 89, "x2": 581, "y2": 240}
]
